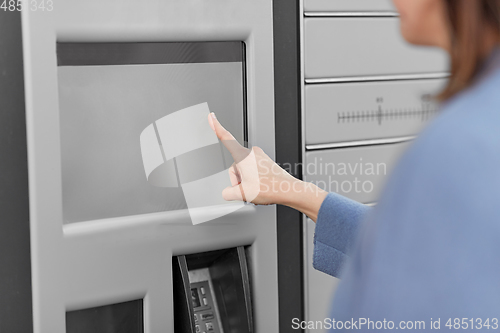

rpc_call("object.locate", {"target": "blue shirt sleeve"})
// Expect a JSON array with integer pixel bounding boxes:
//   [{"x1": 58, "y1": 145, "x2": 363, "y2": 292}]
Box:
[{"x1": 313, "y1": 192, "x2": 370, "y2": 278}]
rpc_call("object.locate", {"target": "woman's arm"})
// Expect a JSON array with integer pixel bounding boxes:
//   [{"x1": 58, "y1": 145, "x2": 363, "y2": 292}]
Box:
[
  {"x1": 313, "y1": 192, "x2": 370, "y2": 277},
  {"x1": 208, "y1": 112, "x2": 328, "y2": 221},
  {"x1": 280, "y1": 179, "x2": 329, "y2": 222},
  {"x1": 209, "y1": 113, "x2": 370, "y2": 276}
]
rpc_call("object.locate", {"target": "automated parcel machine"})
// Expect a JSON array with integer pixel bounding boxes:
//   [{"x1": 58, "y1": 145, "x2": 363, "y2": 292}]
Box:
[{"x1": 22, "y1": 0, "x2": 277, "y2": 332}]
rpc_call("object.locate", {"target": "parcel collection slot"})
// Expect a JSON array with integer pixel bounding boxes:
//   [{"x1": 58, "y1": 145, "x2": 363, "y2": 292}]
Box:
[
  {"x1": 173, "y1": 246, "x2": 253, "y2": 333},
  {"x1": 303, "y1": 0, "x2": 396, "y2": 12},
  {"x1": 304, "y1": 79, "x2": 446, "y2": 146},
  {"x1": 304, "y1": 18, "x2": 448, "y2": 79}
]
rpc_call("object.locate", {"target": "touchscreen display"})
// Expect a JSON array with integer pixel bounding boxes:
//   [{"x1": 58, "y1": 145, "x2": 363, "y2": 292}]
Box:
[{"x1": 57, "y1": 42, "x2": 246, "y2": 224}]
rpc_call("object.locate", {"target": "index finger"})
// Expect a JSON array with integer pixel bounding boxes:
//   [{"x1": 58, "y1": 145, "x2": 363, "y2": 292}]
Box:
[{"x1": 208, "y1": 113, "x2": 250, "y2": 163}]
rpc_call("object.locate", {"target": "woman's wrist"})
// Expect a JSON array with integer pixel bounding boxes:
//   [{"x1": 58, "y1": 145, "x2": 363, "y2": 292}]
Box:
[{"x1": 278, "y1": 179, "x2": 328, "y2": 222}]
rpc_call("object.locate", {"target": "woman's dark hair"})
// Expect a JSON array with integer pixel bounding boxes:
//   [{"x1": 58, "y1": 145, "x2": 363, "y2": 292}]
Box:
[{"x1": 441, "y1": 0, "x2": 500, "y2": 100}]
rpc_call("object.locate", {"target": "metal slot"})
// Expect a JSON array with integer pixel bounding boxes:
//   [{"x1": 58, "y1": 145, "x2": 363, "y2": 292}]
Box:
[
  {"x1": 304, "y1": 11, "x2": 399, "y2": 18},
  {"x1": 306, "y1": 136, "x2": 415, "y2": 151},
  {"x1": 305, "y1": 73, "x2": 450, "y2": 85}
]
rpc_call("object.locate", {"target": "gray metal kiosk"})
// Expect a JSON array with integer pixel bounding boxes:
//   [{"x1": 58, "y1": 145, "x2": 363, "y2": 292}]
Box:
[{"x1": 21, "y1": 1, "x2": 278, "y2": 331}]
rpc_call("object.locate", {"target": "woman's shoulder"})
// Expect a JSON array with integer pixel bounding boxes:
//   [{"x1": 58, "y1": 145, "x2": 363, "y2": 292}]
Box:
[
  {"x1": 407, "y1": 68, "x2": 500, "y2": 168},
  {"x1": 368, "y1": 70, "x2": 500, "y2": 232},
  {"x1": 384, "y1": 69, "x2": 500, "y2": 199}
]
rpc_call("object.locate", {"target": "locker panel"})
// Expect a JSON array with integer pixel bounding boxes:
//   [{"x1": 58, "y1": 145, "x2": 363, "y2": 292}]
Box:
[
  {"x1": 304, "y1": 0, "x2": 395, "y2": 12},
  {"x1": 304, "y1": 18, "x2": 448, "y2": 79},
  {"x1": 305, "y1": 79, "x2": 446, "y2": 145},
  {"x1": 304, "y1": 143, "x2": 409, "y2": 204}
]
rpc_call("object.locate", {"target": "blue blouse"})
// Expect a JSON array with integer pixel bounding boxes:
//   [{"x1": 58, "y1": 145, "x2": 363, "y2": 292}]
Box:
[{"x1": 313, "y1": 47, "x2": 500, "y2": 330}]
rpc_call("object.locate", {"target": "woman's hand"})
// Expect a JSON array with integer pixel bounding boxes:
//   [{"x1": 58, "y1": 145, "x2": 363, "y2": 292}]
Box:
[{"x1": 208, "y1": 113, "x2": 328, "y2": 221}]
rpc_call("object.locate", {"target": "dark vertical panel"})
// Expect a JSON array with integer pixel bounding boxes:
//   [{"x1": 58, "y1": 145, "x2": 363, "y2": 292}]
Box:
[
  {"x1": 209, "y1": 247, "x2": 253, "y2": 333},
  {"x1": 172, "y1": 256, "x2": 196, "y2": 333},
  {"x1": 66, "y1": 300, "x2": 144, "y2": 333},
  {"x1": 0, "y1": 10, "x2": 34, "y2": 333},
  {"x1": 273, "y1": 1, "x2": 304, "y2": 332}
]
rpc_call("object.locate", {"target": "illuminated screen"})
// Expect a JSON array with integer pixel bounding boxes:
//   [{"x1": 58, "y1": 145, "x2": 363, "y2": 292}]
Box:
[{"x1": 57, "y1": 42, "x2": 246, "y2": 224}]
